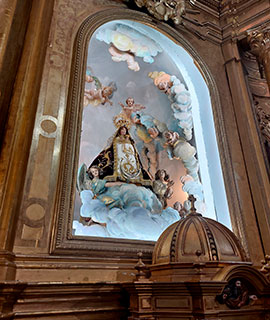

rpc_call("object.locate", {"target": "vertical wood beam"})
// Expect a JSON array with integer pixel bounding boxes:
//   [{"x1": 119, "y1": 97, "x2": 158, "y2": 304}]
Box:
[
  {"x1": 0, "y1": 0, "x2": 55, "y2": 280},
  {"x1": 222, "y1": 40, "x2": 270, "y2": 260}
]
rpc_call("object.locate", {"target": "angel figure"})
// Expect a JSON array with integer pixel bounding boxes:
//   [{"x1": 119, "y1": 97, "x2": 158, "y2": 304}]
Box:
[
  {"x1": 173, "y1": 201, "x2": 188, "y2": 218},
  {"x1": 163, "y1": 130, "x2": 199, "y2": 180},
  {"x1": 83, "y1": 70, "x2": 116, "y2": 107},
  {"x1": 119, "y1": 97, "x2": 146, "y2": 120},
  {"x1": 84, "y1": 85, "x2": 115, "y2": 107},
  {"x1": 148, "y1": 71, "x2": 172, "y2": 95},
  {"x1": 153, "y1": 169, "x2": 174, "y2": 208},
  {"x1": 77, "y1": 164, "x2": 123, "y2": 209}
]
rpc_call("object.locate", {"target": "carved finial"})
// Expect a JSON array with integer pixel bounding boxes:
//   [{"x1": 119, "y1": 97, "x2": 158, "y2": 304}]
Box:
[
  {"x1": 260, "y1": 254, "x2": 270, "y2": 280},
  {"x1": 136, "y1": 251, "x2": 144, "y2": 266},
  {"x1": 195, "y1": 249, "x2": 202, "y2": 257},
  {"x1": 188, "y1": 194, "x2": 197, "y2": 214},
  {"x1": 135, "y1": 252, "x2": 150, "y2": 281}
]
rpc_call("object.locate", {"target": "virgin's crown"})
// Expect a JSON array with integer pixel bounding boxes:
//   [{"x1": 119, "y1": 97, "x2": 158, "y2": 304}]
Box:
[{"x1": 113, "y1": 113, "x2": 131, "y2": 129}]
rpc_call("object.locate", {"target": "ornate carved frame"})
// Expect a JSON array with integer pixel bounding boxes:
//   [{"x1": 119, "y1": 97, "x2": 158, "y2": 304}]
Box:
[{"x1": 51, "y1": 8, "x2": 247, "y2": 259}]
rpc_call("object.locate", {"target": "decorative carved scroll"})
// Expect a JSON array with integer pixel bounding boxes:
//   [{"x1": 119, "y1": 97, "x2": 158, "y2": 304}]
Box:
[
  {"x1": 256, "y1": 103, "x2": 270, "y2": 144},
  {"x1": 261, "y1": 254, "x2": 270, "y2": 281},
  {"x1": 133, "y1": 0, "x2": 186, "y2": 24},
  {"x1": 247, "y1": 27, "x2": 270, "y2": 92}
]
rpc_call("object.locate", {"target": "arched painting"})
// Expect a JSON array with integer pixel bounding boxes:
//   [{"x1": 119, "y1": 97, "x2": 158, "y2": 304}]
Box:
[{"x1": 72, "y1": 20, "x2": 230, "y2": 241}]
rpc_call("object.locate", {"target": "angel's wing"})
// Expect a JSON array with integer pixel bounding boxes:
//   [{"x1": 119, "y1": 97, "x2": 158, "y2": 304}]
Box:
[
  {"x1": 86, "y1": 67, "x2": 102, "y2": 89},
  {"x1": 107, "y1": 81, "x2": 117, "y2": 98},
  {"x1": 153, "y1": 118, "x2": 168, "y2": 133},
  {"x1": 92, "y1": 76, "x2": 102, "y2": 89},
  {"x1": 76, "y1": 163, "x2": 91, "y2": 192}
]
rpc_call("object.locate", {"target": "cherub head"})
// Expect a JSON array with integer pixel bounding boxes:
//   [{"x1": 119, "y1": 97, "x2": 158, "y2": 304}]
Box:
[
  {"x1": 157, "y1": 81, "x2": 171, "y2": 93},
  {"x1": 163, "y1": 130, "x2": 173, "y2": 142},
  {"x1": 164, "y1": 130, "x2": 172, "y2": 138},
  {"x1": 173, "y1": 201, "x2": 181, "y2": 211},
  {"x1": 85, "y1": 74, "x2": 93, "y2": 83},
  {"x1": 163, "y1": 130, "x2": 179, "y2": 145},
  {"x1": 102, "y1": 86, "x2": 113, "y2": 97},
  {"x1": 88, "y1": 165, "x2": 100, "y2": 179},
  {"x1": 126, "y1": 97, "x2": 134, "y2": 107},
  {"x1": 173, "y1": 201, "x2": 186, "y2": 218},
  {"x1": 222, "y1": 287, "x2": 231, "y2": 300}
]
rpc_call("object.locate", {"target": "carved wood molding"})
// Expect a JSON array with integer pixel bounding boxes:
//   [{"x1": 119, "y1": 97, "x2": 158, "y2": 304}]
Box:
[
  {"x1": 184, "y1": 0, "x2": 270, "y2": 44},
  {"x1": 123, "y1": 1, "x2": 270, "y2": 45},
  {"x1": 126, "y1": 0, "x2": 223, "y2": 44},
  {"x1": 0, "y1": 281, "x2": 127, "y2": 319},
  {"x1": 189, "y1": 0, "x2": 220, "y2": 14},
  {"x1": 131, "y1": 0, "x2": 186, "y2": 25},
  {"x1": 0, "y1": 281, "x2": 26, "y2": 317},
  {"x1": 220, "y1": 0, "x2": 265, "y2": 15},
  {"x1": 220, "y1": 0, "x2": 270, "y2": 42},
  {"x1": 261, "y1": 254, "x2": 270, "y2": 281},
  {"x1": 256, "y1": 104, "x2": 270, "y2": 144}
]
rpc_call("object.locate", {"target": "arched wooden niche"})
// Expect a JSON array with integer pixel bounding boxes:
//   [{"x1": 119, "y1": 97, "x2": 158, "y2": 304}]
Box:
[{"x1": 52, "y1": 9, "x2": 236, "y2": 258}]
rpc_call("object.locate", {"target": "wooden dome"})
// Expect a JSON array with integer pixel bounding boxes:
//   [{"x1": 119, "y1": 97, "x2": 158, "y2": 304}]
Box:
[{"x1": 152, "y1": 212, "x2": 248, "y2": 265}]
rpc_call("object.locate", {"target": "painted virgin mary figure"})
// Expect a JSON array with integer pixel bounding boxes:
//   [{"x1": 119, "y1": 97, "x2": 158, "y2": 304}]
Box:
[{"x1": 88, "y1": 114, "x2": 153, "y2": 187}]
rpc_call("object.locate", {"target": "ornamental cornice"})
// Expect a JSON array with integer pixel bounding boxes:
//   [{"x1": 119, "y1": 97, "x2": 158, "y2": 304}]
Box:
[
  {"x1": 220, "y1": 0, "x2": 263, "y2": 17},
  {"x1": 221, "y1": 5, "x2": 270, "y2": 43},
  {"x1": 122, "y1": 0, "x2": 270, "y2": 44},
  {"x1": 188, "y1": 0, "x2": 219, "y2": 18},
  {"x1": 189, "y1": 0, "x2": 220, "y2": 11}
]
